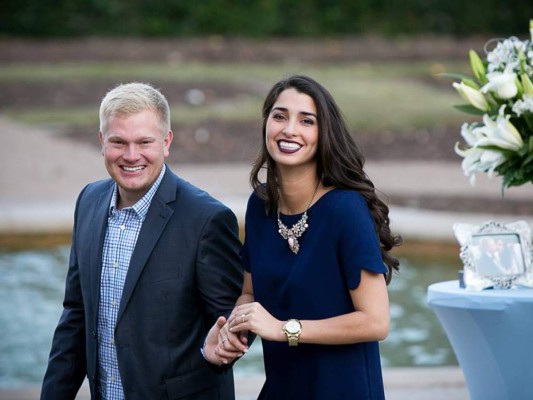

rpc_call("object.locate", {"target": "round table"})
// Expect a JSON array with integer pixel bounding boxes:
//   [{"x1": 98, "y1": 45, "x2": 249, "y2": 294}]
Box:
[{"x1": 427, "y1": 280, "x2": 533, "y2": 400}]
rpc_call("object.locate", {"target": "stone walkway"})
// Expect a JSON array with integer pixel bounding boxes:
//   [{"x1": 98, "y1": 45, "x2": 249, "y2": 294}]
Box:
[{"x1": 0, "y1": 367, "x2": 468, "y2": 399}]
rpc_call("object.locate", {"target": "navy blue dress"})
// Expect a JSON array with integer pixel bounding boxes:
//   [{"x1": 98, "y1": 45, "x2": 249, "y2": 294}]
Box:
[{"x1": 241, "y1": 189, "x2": 387, "y2": 400}]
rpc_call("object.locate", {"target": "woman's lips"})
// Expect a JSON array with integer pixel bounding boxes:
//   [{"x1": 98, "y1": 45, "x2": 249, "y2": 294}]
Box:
[{"x1": 278, "y1": 140, "x2": 302, "y2": 153}]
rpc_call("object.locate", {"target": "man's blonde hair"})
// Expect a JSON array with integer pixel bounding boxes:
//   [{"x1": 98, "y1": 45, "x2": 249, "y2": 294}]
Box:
[{"x1": 99, "y1": 82, "x2": 170, "y2": 134}]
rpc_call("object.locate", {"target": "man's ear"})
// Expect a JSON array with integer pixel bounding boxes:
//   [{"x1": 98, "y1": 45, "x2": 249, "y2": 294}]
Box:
[
  {"x1": 164, "y1": 130, "x2": 174, "y2": 156},
  {"x1": 98, "y1": 131, "x2": 105, "y2": 155}
]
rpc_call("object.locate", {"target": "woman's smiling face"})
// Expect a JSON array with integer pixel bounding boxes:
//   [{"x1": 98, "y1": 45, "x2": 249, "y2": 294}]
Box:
[{"x1": 265, "y1": 88, "x2": 319, "y2": 170}]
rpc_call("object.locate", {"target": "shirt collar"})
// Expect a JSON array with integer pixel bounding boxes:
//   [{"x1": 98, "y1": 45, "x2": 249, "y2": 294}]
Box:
[{"x1": 109, "y1": 164, "x2": 167, "y2": 220}]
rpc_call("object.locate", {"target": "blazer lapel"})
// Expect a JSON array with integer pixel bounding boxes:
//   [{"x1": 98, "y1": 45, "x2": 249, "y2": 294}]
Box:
[
  {"x1": 91, "y1": 185, "x2": 114, "y2": 318},
  {"x1": 116, "y1": 170, "x2": 177, "y2": 324}
]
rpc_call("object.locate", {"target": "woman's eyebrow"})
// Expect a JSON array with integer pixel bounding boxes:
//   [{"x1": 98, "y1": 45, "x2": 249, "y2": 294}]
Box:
[{"x1": 272, "y1": 106, "x2": 317, "y2": 118}]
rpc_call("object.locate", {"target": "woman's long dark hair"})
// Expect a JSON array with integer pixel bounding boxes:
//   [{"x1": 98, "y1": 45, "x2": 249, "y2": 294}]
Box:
[{"x1": 250, "y1": 75, "x2": 402, "y2": 283}]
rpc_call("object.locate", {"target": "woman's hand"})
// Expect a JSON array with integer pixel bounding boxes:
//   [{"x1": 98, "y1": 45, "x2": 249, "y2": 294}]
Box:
[
  {"x1": 228, "y1": 302, "x2": 285, "y2": 342},
  {"x1": 216, "y1": 320, "x2": 249, "y2": 362},
  {"x1": 203, "y1": 316, "x2": 246, "y2": 365}
]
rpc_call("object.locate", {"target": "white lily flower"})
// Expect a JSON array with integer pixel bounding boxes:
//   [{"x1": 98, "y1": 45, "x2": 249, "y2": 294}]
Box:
[
  {"x1": 452, "y1": 82, "x2": 490, "y2": 111},
  {"x1": 474, "y1": 106, "x2": 524, "y2": 151},
  {"x1": 512, "y1": 95, "x2": 533, "y2": 116},
  {"x1": 487, "y1": 38, "x2": 522, "y2": 72},
  {"x1": 459, "y1": 122, "x2": 482, "y2": 146},
  {"x1": 478, "y1": 149, "x2": 506, "y2": 177},
  {"x1": 455, "y1": 144, "x2": 482, "y2": 185},
  {"x1": 481, "y1": 65, "x2": 518, "y2": 99},
  {"x1": 451, "y1": 21, "x2": 533, "y2": 189},
  {"x1": 455, "y1": 143, "x2": 506, "y2": 185}
]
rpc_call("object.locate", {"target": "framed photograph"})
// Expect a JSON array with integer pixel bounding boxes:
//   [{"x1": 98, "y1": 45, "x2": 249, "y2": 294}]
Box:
[{"x1": 453, "y1": 220, "x2": 533, "y2": 290}]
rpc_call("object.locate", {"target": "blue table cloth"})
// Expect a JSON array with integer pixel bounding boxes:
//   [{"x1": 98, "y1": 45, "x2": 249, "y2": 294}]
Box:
[{"x1": 427, "y1": 280, "x2": 533, "y2": 400}]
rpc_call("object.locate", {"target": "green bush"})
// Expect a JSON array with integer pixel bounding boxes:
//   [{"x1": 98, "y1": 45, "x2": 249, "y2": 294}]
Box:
[{"x1": 1, "y1": 0, "x2": 531, "y2": 37}]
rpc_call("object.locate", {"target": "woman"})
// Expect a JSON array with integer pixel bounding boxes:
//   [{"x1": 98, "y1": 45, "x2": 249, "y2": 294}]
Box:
[{"x1": 217, "y1": 75, "x2": 401, "y2": 399}]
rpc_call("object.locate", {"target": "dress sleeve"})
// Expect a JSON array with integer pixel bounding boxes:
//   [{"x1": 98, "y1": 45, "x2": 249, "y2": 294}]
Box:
[{"x1": 337, "y1": 191, "x2": 387, "y2": 289}]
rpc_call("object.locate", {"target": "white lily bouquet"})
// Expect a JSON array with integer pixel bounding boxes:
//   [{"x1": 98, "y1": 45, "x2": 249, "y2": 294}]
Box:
[{"x1": 450, "y1": 20, "x2": 533, "y2": 189}]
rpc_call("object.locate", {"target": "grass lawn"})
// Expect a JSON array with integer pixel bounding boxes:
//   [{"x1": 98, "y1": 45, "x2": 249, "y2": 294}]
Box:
[{"x1": 0, "y1": 60, "x2": 471, "y2": 132}]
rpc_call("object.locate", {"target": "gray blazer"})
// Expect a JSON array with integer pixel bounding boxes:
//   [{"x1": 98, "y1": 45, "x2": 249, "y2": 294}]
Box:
[{"x1": 41, "y1": 166, "x2": 243, "y2": 399}]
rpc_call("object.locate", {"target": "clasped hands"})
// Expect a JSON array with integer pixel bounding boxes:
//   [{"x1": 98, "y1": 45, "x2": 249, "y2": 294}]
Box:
[{"x1": 203, "y1": 302, "x2": 282, "y2": 365}]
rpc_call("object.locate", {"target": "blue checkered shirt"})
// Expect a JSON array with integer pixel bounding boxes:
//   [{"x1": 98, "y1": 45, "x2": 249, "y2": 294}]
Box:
[{"x1": 97, "y1": 165, "x2": 166, "y2": 400}]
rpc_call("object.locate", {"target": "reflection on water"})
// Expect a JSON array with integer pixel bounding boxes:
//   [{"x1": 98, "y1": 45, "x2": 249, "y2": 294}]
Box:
[
  {"x1": 383, "y1": 256, "x2": 459, "y2": 367},
  {"x1": 0, "y1": 247, "x2": 70, "y2": 387},
  {"x1": 0, "y1": 245, "x2": 461, "y2": 387}
]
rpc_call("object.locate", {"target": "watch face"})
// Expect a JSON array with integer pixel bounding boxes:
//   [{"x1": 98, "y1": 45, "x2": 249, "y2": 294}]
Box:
[{"x1": 286, "y1": 320, "x2": 300, "y2": 333}]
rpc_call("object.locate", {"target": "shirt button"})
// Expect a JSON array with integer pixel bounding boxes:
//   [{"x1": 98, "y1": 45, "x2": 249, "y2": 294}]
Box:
[
  {"x1": 112, "y1": 300, "x2": 118, "y2": 307},
  {"x1": 113, "y1": 262, "x2": 119, "y2": 268},
  {"x1": 110, "y1": 374, "x2": 115, "y2": 382},
  {"x1": 120, "y1": 225, "x2": 126, "y2": 230}
]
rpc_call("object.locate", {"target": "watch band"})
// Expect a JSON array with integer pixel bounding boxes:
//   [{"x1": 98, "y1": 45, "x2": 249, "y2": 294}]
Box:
[{"x1": 286, "y1": 332, "x2": 300, "y2": 346}]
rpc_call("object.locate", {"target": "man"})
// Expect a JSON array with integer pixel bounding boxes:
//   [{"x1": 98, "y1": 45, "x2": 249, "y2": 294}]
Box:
[{"x1": 41, "y1": 82, "x2": 243, "y2": 399}]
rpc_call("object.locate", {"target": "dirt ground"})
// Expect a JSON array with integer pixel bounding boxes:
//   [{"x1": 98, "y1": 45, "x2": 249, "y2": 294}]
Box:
[
  {"x1": 1, "y1": 36, "x2": 530, "y2": 215},
  {"x1": 0, "y1": 35, "x2": 471, "y2": 164}
]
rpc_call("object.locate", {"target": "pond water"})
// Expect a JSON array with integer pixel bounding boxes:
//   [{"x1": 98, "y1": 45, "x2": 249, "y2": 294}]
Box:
[{"x1": 0, "y1": 244, "x2": 461, "y2": 387}]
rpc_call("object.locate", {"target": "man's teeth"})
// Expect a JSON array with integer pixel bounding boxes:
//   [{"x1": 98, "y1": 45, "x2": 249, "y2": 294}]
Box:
[
  {"x1": 279, "y1": 141, "x2": 301, "y2": 151},
  {"x1": 123, "y1": 166, "x2": 144, "y2": 172}
]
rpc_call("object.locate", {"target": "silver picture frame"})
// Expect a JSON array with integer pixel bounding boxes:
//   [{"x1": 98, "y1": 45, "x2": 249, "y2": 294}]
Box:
[{"x1": 453, "y1": 220, "x2": 533, "y2": 291}]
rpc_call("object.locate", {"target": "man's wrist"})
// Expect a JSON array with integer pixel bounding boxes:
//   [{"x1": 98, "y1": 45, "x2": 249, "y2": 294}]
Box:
[
  {"x1": 200, "y1": 340, "x2": 209, "y2": 362},
  {"x1": 200, "y1": 344, "x2": 211, "y2": 362}
]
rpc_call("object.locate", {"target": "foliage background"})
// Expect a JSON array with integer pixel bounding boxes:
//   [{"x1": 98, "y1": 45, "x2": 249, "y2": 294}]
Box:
[{"x1": 1, "y1": 0, "x2": 532, "y2": 37}]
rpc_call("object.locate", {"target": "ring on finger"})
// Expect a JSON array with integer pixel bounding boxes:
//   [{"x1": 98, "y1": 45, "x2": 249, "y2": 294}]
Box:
[{"x1": 241, "y1": 313, "x2": 246, "y2": 324}]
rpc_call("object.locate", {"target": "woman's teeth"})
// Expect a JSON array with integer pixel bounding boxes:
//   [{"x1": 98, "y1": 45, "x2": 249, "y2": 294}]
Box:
[{"x1": 279, "y1": 141, "x2": 301, "y2": 152}]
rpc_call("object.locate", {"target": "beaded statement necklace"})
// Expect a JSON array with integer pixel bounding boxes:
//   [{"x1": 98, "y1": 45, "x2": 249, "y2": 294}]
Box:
[{"x1": 277, "y1": 180, "x2": 321, "y2": 255}]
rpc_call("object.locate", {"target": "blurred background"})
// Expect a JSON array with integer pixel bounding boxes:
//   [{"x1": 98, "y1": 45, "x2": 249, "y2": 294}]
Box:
[{"x1": 1, "y1": 0, "x2": 532, "y2": 397}]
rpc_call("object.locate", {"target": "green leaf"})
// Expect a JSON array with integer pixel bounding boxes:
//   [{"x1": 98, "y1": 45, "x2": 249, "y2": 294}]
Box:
[
  {"x1": 453, "y1": 104, "x2": 485, "y2": 115},
  {"x1": 438, "y1": 72, "x2": 473, "y2": 81},
  {"x1": 521, "y1": 138, "x2": 533, "y2": 166},
  {"x1": 523, "y1": 114, "x2": 533, "y2": 134},
  {"x1": 522, "y1": 152, "x2": 533, "y2": 166},
  {"x1": 517, "y1": 145, "x2": 529, "y2": 157},
  {"x1": 469, "y1": 50, "x2": 487, "y2": 84},
  {"x1": 521, "y1": 73, "x2": 533, "y2": 96},
  {"x1": 499, "y1": 157, "x2": 533, "y2": 187},
  {"x1": 501, "y1": 169, "x2": 528, "y2": 188}
]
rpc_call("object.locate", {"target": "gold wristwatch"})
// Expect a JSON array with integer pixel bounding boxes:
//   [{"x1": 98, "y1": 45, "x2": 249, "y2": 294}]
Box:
[{"x1": 283, "y1": 319, "x2": 302, "y2": 346}]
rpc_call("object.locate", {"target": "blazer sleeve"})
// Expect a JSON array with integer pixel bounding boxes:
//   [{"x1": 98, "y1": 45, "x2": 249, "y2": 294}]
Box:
[
  {"x1": 41, "y1": 189, "x2": 88, "y2": 400},
  {"x1": 195, "y1": 205, "x2": 243, "y2": 323}
]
